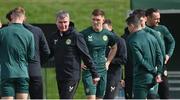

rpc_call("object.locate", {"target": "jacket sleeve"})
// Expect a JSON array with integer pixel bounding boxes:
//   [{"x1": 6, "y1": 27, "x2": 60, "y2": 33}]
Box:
[
  {"x1": 118, "y1": 38, "x2": 127, "y2": 64},
  {"x1": 28, "y1": 34, "x2": 35, "y2": 63},
  {"x1": 76, "y1": 33, "x2": 99, "y2": 78},
  {"x1": 111, "y1": 38, "x2": 127, "y2": 65},
  {"x1": 149, "y1": 29, "x2": 166, "y2": 58},
  {"x1": 163, "y1": 26, "x2": 175, "y2": 57},
  {"x1": 39, "y1": 29, "x2": 50, "y2": 64},
  {"x1": 47, "y1": 33, "x2": 55, "y2": 59},
  {"x1": 155, "y1": 40, "x2": 163, "y2": 74}
]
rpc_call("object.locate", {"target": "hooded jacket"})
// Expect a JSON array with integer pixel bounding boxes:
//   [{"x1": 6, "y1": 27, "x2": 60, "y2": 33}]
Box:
[{"x1": 48, "y1": 22, "x2": 98, "y2": 80}]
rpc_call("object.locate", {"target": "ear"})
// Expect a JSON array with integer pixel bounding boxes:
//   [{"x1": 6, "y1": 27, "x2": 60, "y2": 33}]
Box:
[
  {"x1": 24, "y1": 16, "x2": 27, "y2": 21},
  {"x1": 102, "y1": 18, "x2": 105, "y2": 23},
  {"x1": 129, "y1": 23, "x2": 134, "y2": 28}
]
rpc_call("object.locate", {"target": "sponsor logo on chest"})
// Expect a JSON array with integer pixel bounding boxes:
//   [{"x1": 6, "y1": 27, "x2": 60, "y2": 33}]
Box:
[
  {"x1": 88, "y1": 35, "x2": 93, "y2": 41},
  {"x1": 87, "y1": 35, "x2": 108, "y2": 42}
]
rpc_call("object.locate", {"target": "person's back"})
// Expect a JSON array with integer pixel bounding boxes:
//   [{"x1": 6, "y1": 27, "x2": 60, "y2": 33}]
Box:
[
  {"x1": 126, "y1": 15, "x2": 163, "y2": 99},
  {"x1": 0, "y1": 23, "x2": 34, "y2": 79},
  {"x1": 23, "y1": 23, "x2": 50, "y2": 99},
  {"x1": 128, "y1": 30, "x2": 162, "y2": 84},
  {"x1": 23, "y1": 23, "x2": 50, "y2": 76},
  {"x1": 0, "y1": 7, "x2": 35, "y2": 100},
  {"x1": 128, "y1": 29, "x2": 163, "y2": 99},
  {"x1": 144, "y1": 26, "x2": 166, "y2": 57}
]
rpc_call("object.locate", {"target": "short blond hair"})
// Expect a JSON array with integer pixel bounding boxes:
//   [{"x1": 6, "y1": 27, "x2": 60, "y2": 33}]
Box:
[{"x1": 11, "y1": 7, "x2": 25, "y2": 18}]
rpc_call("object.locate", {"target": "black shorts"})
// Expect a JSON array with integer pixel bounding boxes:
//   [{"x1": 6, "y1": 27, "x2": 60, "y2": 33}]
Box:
[{"x1": 56, "y1": 80, "x2": 79, "y2": 99}]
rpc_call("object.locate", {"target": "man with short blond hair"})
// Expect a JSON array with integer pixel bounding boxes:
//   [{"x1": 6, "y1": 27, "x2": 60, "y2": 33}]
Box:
[{"x1": 0, "y1": 7, "x2": 35, "y2": 99}]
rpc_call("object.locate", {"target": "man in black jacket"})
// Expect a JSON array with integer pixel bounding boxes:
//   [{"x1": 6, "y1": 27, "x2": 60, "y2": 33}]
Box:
[
  {"x1": 48, "y1": 10, "x2": 100, "y2": 99},
  {"x1": 23, "y1": 23, "x2": 50, "y2": 99},
  {"x1": 103, "y1": 19, "x2": 127, "y2": 99},
  {"x1": 6, "y1": 10, "x2": 50, "y2": 99}
]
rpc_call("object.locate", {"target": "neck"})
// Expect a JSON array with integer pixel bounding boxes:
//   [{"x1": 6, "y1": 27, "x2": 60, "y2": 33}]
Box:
[
  {"x1": 146, "y1": 22, "x2": 152, "y2": 27},
  {"x1": 11, "y1": 17, "x2": 24, "y2": 24},
  {"x1": 11, "y1": 20, "x2": 23, "y2": 24},
  {"x1": 93, "y1": 26, "x2": 103, "y2": 32},
  {"x1": 132, "y1": 27, "x2": 142, "y2": 33}
]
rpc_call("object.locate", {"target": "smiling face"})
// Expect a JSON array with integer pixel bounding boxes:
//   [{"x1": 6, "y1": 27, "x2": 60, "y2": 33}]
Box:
[
  {"x1": 91, "y1": 15, "x2": 104, "y2": 32},
  {"x1": 148, "y1": 12, "x2": 160, "y2": 27},
  {"x1": 56, "y1": 16, "x2": 70, "y2": 32}
]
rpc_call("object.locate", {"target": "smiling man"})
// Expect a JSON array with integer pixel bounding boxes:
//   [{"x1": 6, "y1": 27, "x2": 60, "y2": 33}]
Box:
[
  {"x1": 48, "y1": 10, "x2": 99, "y2": 99},
  {"x1": 81, "y1": 9, "x2": 118, "y2": 99}
]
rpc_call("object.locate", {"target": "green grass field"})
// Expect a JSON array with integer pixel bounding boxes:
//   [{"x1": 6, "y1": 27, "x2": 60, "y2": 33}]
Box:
[{"x1": 0, "y1": 0, "x2": 130, "y2": 99}]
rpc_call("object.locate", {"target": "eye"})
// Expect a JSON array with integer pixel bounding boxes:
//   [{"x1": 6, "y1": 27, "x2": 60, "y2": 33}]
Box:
[{"x1": 92, "y1": 18, "x2": 100, "y2": 21}]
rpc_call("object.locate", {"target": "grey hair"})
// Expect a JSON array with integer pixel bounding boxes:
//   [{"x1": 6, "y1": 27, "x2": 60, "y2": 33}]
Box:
[{"x1": 56, "y1": 10, "x2": 70, "y2": 19}]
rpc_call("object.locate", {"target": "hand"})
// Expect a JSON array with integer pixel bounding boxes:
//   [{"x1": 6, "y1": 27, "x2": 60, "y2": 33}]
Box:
[
  {"x1": 105, "y1": 61, "x2": 110, "y2": 70},
  {"x1": 120, "y1": 80, "x2": 125, "y2": 87},
  {"x1": 155, "y1": 74, "x2": 162, "y2": 83},
  {"x1": 93, "y1": 77, "x2": 100, "y2": 85},
  {"x1": 165, "y1": 55, "x2": 170, "y2": 64},
  {"x1": 81, "y1": 64, "x2": 87, "y2": 70}
]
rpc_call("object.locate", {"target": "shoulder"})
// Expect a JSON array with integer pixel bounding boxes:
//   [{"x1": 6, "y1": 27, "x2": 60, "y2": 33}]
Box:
[
  {"x1": 102, "y1": 29, "x2": 113, "y2": 35},
  {"x1": 24, "y1": 23, "x2": 43, "y2": 33},
  {"x1": 0, "y1": 26, "x2": 9, "y2": 32},
  {"x1": 72, "y1": 30, "x2": 85, "y2": 41},
  {"x1": 80, "y1": 26, "x2": 92, "y2": 34},
  {"x1": 158, "y1": 25, "x2": 167, "y2": 29},
  {"x1": 157, "y1": 25, "x2": 170, "y2": 33},
  {"x1": 119, "y1": 37, "x2": 125, "y2": 42}
]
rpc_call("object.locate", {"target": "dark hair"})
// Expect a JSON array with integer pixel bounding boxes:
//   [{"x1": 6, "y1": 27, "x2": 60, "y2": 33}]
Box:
[
  {"x1": 126, "y1": 15, "x2": 140, "y2": 26},
  {"x1": 132, "y1": 9, "x2": 146, "y2": 18},
  {"x1": 6, "y1": 10, "x2": 13, "y2": 21},
  {"x1": 103, "y1": 19, "x2": 112, "y2": 25},
  {"x1": 145, "y1": 8, "x2": 159, "y2": 17},
  {"x1": 92, "y1": 9, "x2": 105, "y2": 16}
]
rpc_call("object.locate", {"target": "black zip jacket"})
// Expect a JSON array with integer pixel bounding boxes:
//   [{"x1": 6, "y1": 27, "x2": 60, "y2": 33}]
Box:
[
  {"x1": 48, "y1": 23, "x2": 99, "y2": 80},
  {"x1": 106, "y1": 31, "x2": 127, "y2": 81},
  {"x1": 24, "y1": 23, "x2": 50, "y2": 77}
]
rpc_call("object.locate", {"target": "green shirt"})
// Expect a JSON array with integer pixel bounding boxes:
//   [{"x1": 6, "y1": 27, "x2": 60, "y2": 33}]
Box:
[
  {"x1": 0, "y1": 23, "x2": 35, "y2": 79},
  {"x1": 144, "y1": 26, "x2": 166, "y2": 58},
  {"x1": 127, "y1": 30, "x2": 163, "y2": 85},
  {"x1": 81, "y1": 26, "x2": 116, "y2": 73},
  {"x1": 149, "y1": 25, "x2": 175, "y2": 57}
]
